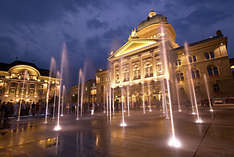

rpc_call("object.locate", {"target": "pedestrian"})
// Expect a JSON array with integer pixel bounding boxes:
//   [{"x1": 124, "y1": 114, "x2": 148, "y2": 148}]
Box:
[
  {"x1": 13, "y1": 102, "x2": 18, "y2": 117},
  {"x1": 32, "y1": 102, "x2": 35, "y2": 117}
]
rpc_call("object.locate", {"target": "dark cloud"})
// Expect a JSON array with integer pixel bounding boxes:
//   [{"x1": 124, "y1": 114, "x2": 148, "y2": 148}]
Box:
[
  {"x1": 0, "y1": 0, "x2": 234, "y2": 85},
  {"x1": 0, "y1": 0, "x2": 107, "y2": 24},
  {"x1": 0, "y1": 0, "x2": 64, "y2": 24},
  {"x1": 182, "y1": 7, "x2": 231, "y2": 26},
  {"x1": 103, "y1": 25, "x2": 130, "y2": 40},
  {"x1": 0, "y1": 36, "x2": 19, "y2": 61},
  {"x1": 86, "y1": 18, "x2": 108, "y2": 29}
]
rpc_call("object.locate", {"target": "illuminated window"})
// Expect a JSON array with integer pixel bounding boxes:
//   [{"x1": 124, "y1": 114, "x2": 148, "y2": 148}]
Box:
[
  {"x1": 123, "y1": 71, "x2": 129, "y2": 82},
  {"x1": 189, "y1": 56, "x2": 197, "y2": 63},
  {"x1": 144, "y1": 62, "x2": 153, "y2": 78},
  {"x1": 207, "y1": 66, "x2": 219, "y2": 76},
  {"x1": 156, "y1": 62, "x2": 162, "y2": 76},
  {"x1": 191, "y1": 69, "x2": 200, "y2": 79},
  {"x1": 205, "y1": 51, "x2": 215, "y2": 60},
  {"x1": 10, "y1": 82, "x2": 17, "y2": 87},
  {"x1": 133, "y1": 65, "x2": 140, "y2": 80},
  {"x1": 176, "y1": 72, "x2": 184, "y2": 82},
  {"x1": 176, "y1": 59, "x2": 181, "y2": 66}
]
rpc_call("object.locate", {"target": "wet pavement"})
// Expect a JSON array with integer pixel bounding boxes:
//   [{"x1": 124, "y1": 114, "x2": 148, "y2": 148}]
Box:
[{"x1": 1, "y1": 106, "x2": 234, "y2": 157}]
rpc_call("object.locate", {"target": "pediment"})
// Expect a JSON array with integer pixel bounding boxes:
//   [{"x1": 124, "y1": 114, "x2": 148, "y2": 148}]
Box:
[{"x1": 114, "y1": 39, "x2": 156, "y2": 57}]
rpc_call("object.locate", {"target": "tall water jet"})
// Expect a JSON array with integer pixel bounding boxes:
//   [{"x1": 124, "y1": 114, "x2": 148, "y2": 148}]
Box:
[
  {"x1": 53, "y1": 71, "x2": 60, "y2": 119},
  {"x1": 175, "y1": 80, "x2": 182, "y2": 112},
  {"x1": 160, "y1": 24, "x2": 181, "y2": 148},
  {"x1": 76, "y1": 69, "x2": 82, "y2": 120},
  {"x1": 106, "y1": 86, "x2": 109, "y2": 117},
  {"x1": 112, "y1": 88, "x2": 115, "y2": 115},
  {"x1": 186, "y1": 71, "x2": 196, "y2": 115},
  {"x1": 120, "y1": 58, "x2": 127, "y2": 127},
  {"x1": 120, "y1": 86, "x2": 127, "y2": 127},
  {"x1": 17, "y1": 70, "x2": 28, "y2": 121},
  {"x1": 61, "y1": 85, "x2": 65, "y2": 117},
  {"x1": 52, "y1": 87, "x2": 57, "y2": 119},
  {"x1": 103, "y1": 86, "x2": 106, "y2": 114},
  {"x1": 142, "y1": 82, "x2": 146, "y2": 114},
  {"x1": 109, "y1": 85, "x2": 112, "y2": 119},
  {"x1": 80, "y1": 69, "x2": 85, "y2": 118},
  {"x1": 127, "y1": 85, "x2": 130, "y2": 116},
  {"x1": 161, "y1": 80, "x2": 169, "y2": 119},
  {"x1": 54, "y1": 43, "x2": 67, "y2": 131},
  {"x1": 54, "y1": 71, "x2": 61, "y2": 131},
  {"x1": 45, "y1": 57, "x2": 56, "y2": 124},
  {"x1": 203, "y1": 74, "x2": 213, "y2": 112},
  {"x1": 184, "y1": 43, "x2": 202, "y2": 123},
  {"x1": 147, "y1": 82, "x2": 152, "y2": 112}
]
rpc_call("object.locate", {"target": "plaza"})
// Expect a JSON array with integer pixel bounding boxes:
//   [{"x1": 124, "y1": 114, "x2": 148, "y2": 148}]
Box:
[
  {"x1": 0, "y1": 3, "x2": 234, "y2": 157},
  {"x1": 1, "y1": 105, "x2": 234, "y2": 157}
]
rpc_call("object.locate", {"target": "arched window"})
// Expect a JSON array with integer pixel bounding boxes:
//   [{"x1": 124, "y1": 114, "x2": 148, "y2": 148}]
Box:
[
  {"x1": 144, "y1": 62, "x2": 153, "y2": 78},
  {"x1": 189, "y1": 56, "x2": 197, "y2": 63},
  {"x1": 123, "y1": 67, "x2": 129, "y2": 82},
  {"x1": 133, "y1": 64, "x2": 140, "y2": 80},
  {"x1": 207, "y1": 65, "x2": 219, "y2": 76}
]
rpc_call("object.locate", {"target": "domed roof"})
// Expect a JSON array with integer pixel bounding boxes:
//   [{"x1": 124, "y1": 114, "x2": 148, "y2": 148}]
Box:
[{"x1": 137, "y1": 10, "x2": 168, "y2": 31}]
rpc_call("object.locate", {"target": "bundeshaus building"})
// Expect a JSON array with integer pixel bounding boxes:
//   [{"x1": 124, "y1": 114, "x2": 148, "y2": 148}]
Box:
[
  {"x1": 0, "y1": 60, "x2": 59, "y2": 104},
  {"x1": 96, "y1": 10, "x2": 234, "y2": 107}
]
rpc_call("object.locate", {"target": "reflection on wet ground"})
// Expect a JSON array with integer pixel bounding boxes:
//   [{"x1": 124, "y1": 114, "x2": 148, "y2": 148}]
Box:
[{"x1": 1, "y1": 106, "x2": 234, "y2": 157}]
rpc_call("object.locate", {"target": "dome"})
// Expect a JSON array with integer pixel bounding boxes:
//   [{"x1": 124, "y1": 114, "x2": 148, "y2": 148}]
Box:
[{"x1": 137, "y1": 10, "x2": 168, "y2": 31}]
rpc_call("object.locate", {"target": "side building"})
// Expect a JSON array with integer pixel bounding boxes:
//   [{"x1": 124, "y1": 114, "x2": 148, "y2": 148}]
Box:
[
  {"x1": 0, "y1": 60, "x2": 59, "y2": 104},
  {"x1": 68, "y1": 79, "x2": 96, "y2": 105}
]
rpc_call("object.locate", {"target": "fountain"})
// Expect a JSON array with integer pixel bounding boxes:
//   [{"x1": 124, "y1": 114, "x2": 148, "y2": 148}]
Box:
[
  {"x1": 44, "y1": 57, "x2": 56, "y2": 124},
  {"x1": 203, "y1": 74, "x2": 214, "y2": 112},
  {"x1": 106, "y1": 86, "x2": 109, "y2": 117},
  {"x1": 76, "y1": 69, "x2": 82, "y2": 120},
  {"x1": 161, "y1": 80, "x2": 169, "y2": 119},
  {"x1": 127, "y1": 85, "x2": 130, "y2": 116},
  {"x1": 54, "y1": 44, "x2": 68, "y2": 131},
  {"x1": 109, "y1": 85, "x2": 112, "y2": 119},
  {"x1": 184, "y1": 42, "x2": 202, "y2": 123},
  {"x1": 53, "y1": 71, "x2": 60, "y2": 119},
  {"x1": 142, "y1": 82, "x2": 146, "y2": 114},
  {"x1": 120, "y1": 58, "x2": 127, "y2": 127},
  {"x1": 52, "y1": 87, "x2": 57, "y2": 119},
  {"x1": 120, "y1": 86, "x2": 127, "y2": 127},
  {"x1": 60, "y1": 85, "x2": 65, "y2": 117},
  {"x1": 147, "y1": 82, "x2": 152, "y2": 112},
  {"x1": 160, "y1": 24, "x2": 181, "y2": 148},
  {"x1": 54, "y1": 71, "x2": 61, "y2": 131},
  {"x1": 112, "y1": 88, "x2": 115, "y2": 115},
  {"x1": 186, "y1": 71, "x2": 196, "y2": 115},
  {"x1": 175, "y1": 80, "x2": 182, "y2": 112},
  {"x1": 80, "y1": 67, "x2": 85, "y2": 118},
  {"x1": 17, "y1": 70, "x2": 28, "y2": 121}
]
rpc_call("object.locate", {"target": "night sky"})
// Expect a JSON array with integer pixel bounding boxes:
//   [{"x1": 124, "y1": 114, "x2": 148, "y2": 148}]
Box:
[{"x1": 0, "y1": 0, "x2": 234, "y2": 86}]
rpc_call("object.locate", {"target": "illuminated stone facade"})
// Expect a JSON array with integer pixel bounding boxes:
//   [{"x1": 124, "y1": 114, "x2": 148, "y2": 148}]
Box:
[
  {"x1": 96, "y1": 10, "x2": 234, "y2": 107},
  {"x1": 68, "y1": 79, "x2": 96, "y2": 104},
  {"x1": 0, "y1": 61, "x2": 60, "y2": 104}
]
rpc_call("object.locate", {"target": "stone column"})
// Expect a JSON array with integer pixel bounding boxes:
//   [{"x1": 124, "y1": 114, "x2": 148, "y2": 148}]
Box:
[
  {"x1": 129, "y1": 59, "x2": 133, "y2": 82},
  {"x1": 6, "y1": 81, "x2": 10, "y2": 95},
  {"x1": 152, "y1": 50, "x2": 157, "y2": 79},
  {"x1": 140, "y1": 55, "x2": 144, "y2": 79}
]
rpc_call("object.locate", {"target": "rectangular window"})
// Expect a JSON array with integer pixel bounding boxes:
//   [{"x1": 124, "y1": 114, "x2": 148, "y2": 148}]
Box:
[{"x1": 210, "y1": 52, "x2": 215, "y2": 59}]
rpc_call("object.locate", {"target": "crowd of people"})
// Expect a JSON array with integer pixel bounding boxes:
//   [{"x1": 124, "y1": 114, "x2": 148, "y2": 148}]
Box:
[{"x1": 0, "y1": 101, "x2": 47, "y2": 128}]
